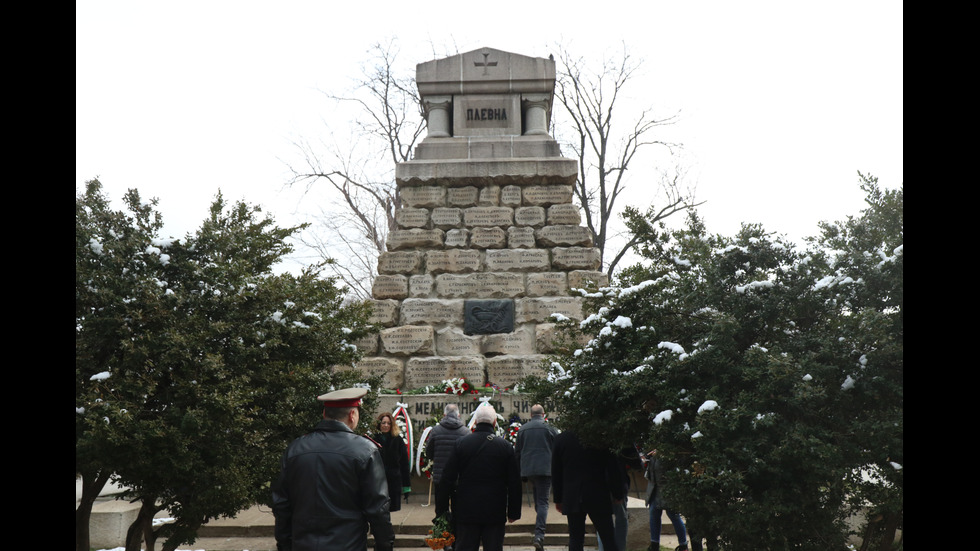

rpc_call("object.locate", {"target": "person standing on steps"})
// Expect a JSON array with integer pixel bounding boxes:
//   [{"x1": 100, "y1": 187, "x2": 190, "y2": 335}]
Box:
[
  {"x1": 515, "y1": 404, "x2": 558, "y2": 551},
  {"x1": 272, "y1": 387, "x2": 395, "y2": 551},
  {"x1": 373, "y1": 412, "x2": 412, "y2": 512},
  {"x1": 552, "y1": 430, "x2": 624, "y2": 551},
  {"x1": 424, "y1": 403, "x2": 471, "y2": 500},
  {"x1": 435, "y1": 404, "x2": 522, "y2": 551}
]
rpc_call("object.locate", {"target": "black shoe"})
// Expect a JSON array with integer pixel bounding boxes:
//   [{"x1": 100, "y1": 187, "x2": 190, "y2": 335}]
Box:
[
  {"x1": 532, "y1": 537, "x2": 544, "y2": 551},
  {"x1": 675, "y1": 545, "x2": 689, "y2": 551}
]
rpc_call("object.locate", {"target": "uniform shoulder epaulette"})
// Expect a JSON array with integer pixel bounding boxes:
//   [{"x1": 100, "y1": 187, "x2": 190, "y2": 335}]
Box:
[{"x1": 361, "y1": 434, "x2": 383, "y2": 449}]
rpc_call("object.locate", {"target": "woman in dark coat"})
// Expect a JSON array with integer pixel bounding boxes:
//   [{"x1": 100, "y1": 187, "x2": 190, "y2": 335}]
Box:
[{"x1": 373, "y1": 412, "x2": 411, "y2": 511}]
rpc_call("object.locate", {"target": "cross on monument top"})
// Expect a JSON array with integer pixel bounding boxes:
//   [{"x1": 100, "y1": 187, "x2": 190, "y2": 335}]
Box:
[{"x1": 474, "y1": 50, "x2": 498, "y2": 76}]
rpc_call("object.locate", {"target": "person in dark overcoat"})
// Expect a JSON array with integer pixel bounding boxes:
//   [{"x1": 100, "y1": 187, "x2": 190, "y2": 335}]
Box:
[
  {"x1": 372, "y1": 412, "x2": 412, "y2": 512},
  {"x1": 552, "y1": 430, "x2": 624, "y2": 551},
  {"x1": 272, "y1": 388, "x2": 395, "y2": 551},
  {"x1": 435, "y1": 404, "x2": 521, "y2": 551}
]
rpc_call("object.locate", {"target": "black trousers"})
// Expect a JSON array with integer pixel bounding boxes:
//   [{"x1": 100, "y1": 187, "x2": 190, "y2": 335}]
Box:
[
  {"x1": 454, "y1": 521, "x2": 506, "y2": 551},
  {"x1": 566, "y1": 510, "x2": 619, "y2": 551}
]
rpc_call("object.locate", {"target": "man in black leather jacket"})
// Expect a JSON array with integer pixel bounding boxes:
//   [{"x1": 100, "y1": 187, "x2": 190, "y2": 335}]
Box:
[{"x1": 272, "y1": 388, "x2": 396, "y2": 551}]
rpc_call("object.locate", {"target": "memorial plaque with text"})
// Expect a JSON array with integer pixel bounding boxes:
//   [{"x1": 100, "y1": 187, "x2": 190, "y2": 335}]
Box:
[{"x1": 464, "y1": 299, "x2": 515, "y2": 335}]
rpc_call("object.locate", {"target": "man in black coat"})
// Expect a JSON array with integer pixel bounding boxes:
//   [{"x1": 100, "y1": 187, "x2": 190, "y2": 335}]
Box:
[
  {"x1": 552, "y1": 430, "x2": 624, "y2": 551},
  {"x1": 424, "y1": 403, "x2": 470, "y2": 499},
  {"x1": 272, "y1": 388, "x2": 395, "y2": 551},
  {"x1": 435, "y1": 404, "x2": 521, "y2": 551}
]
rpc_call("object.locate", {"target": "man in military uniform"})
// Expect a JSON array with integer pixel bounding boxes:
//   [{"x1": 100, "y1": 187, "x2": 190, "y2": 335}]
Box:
[{"x1": 272, "y1": 387, "x2": 396, "y2": 551}]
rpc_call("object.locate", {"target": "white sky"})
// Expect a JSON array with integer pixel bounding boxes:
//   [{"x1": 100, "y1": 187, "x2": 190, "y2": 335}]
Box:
[{"x1": 76, "y1": 1, "x2": 902, "y2": 273}]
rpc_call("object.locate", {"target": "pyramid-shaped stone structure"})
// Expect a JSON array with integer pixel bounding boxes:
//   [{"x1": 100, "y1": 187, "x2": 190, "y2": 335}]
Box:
[{"x1": 351, "y1": 48, "x2": 608, "y2": 390}]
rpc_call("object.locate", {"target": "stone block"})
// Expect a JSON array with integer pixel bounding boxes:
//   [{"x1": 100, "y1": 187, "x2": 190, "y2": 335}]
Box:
[
  {"x1": 372, "y1": 275, "x2": 409, "y2": 300},
  {"x1": 405, "y1": 356, "x2": 485, "y2": 388},
  {"x1": 521, "y1": 185, "x2": 574, "y2": 206},
  {"x1": 435, "y1": 272, "x2": 525, "y2": 298},
  {"x1": 386, "y1": 228, "x2": 445, "y2": 251},
  {"x1": 89, "y1": 500, "x2": 141, "y2": 549},
  {"x1": 444, "y1": 228, "x2": 470, "y2": 248},
  {"x1": 547, "y1": 203, "x2": 582, "y2": 225},
  {"x1": 355, "y1": 334, "x2": 379, "y2": 355},
  {"x1": 431, "y1": 207, "x2": 463, "y2": 228},
  {"x1": 409, "y1": 274, "x2": 435, "y2": 297},
  {"x1": 527, "y1": 272, "x2": 569, "y2": 296},
  {"x1": 447, "y1": 186, "x2": 479, "y2": 207},
  {"x1": 463, "y1": 206, "x2": 513, "y2": 228},
  {"x1": 380, "y1": 325, "x2": 435, "y2": 356},
  {"x1": 507, "y1": 226, "x2": 536, "y2": 248},
  {"x1": 501, "y1": 185, "x2": 522, "y2": 206},
  {"x1": 395, "y1": 207, "x2": 430, "y2": 228},
  {"x1": 478, "y1": 184, "x2": 501, "y2": 206},
  {"x1": 515, "y1": 296, "x2": 584, "y2": 323},
  {"x1": 469, "y1": 227, "x2": 507, "y2": 249},
  {"x1": 436, "y1": 327, "x2": 483, "y2": 356},
  {"x1": 486, "y1": 354, "x2": 549, "y2": 387},
  {"x1": 514, "y1": 206, "x2": 546, "y2": 227},
  {"x1": 482, "y1": 324, "x2": 536, "y2": 356},
  {"x1": 377, "y1": 251, "x2": 423, "y2": 274},
  {"x1": 485, "y1": 249, "x2": 550, "y2": 272},
  {"x1": 535, "y1": 225, "x2": 594, "y2": 247},
  {"x1": 568, "y1": 270, "x2": 610, "y2": 291},
  {"x1": 425, "y1": 249, "x2": 482, "y2": 274},
  {"x1": 399, "y1": 298, "x2": 465, "y2": 326},
  {"x1": 551, "y1": 247, "x2": 602, "y2": 270},
  {"x1": 454, "y1": 94, "x2": 522, "y2": 137},
  {"x1": 367, "y1": 299, "x2": 399, "y2": 326},
  {"x1": 401, "y1": 185, "x2": 446, "y2": 208},
  {"x1": 355, "y1": 357, "x2": 405, "y2": 388}
]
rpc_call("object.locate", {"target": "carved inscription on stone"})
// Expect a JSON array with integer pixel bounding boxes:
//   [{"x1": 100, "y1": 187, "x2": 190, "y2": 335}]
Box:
[
  {"x1": 482, "y1": 324, "x2": 535, "y2": 355},
  {"x1": 448, "y1": 186, "x2": 479, "y2": 207},
  {"x1": 396, "y1": 208, "x2": 430, "y2": 228},
  {"x1": 568, "y1": 270, "x2": 610, "y2": 290},
  {"x1": 431, "y1": 207, "x2": 463, "y2": 228},
  {"x1": 405, "y1": 356, "x2": 485, "y2": 388},
  {"x1": 387, "y1": 229, "x2": 445, "y2": 251},
  {"x1": 521, "y1": 185, "x2": 574, "y2": 206},
  {"x1": 409, "y1": 274, "x2": 435, "y2": 297},
  {"x1": 501, "y1": 185, "x2": 522, "y2": 206},
  {"x1": 514, "y1": 206, "x2": 546, "y2": 227},
  {"x1": 527, "y1": 272, "x2": 569, "y2": 296},
  {"x1": 437, "y1": 273, "x2": 525, "y2": 298},
  {"x1": 380, "y1": 325, "x2": 434, "y2": 356},
  {"x1": 425, "y1": 249, "x2": 482, "y2": 274},
  {"x1": 464, "y1": 299, "x2": 515, "y2": 335},
  {"x1": 372, "y1": 275, "x2": 409, "y2": 300},
  {"x1": 551, "y1": 247, "x2": 602, "y2": 270},
  {"x1": 356, "y1": 357, "x2": 406, "y2": 389},
  {"x1": 378, "y1": 251, "x2": 423, "y2": 274},
  {"x1": 400, "y1": 298, "x2": 464, "y2": 326},
  {"x1": 401, "y1": 186, "x2": 446, "y2": 208},
  {"x1": 535, "y1": 225, "x2": 594, "y2": 247},
  {"x1": 469, "y1": 227, "x2": 507, "y2": 249},
  {"x1": 464, "y1": 207, "x2": 513, "y2": 228},
  {"x1": 547, "y1": 203, "x2": 581, "y2": 225},
  {"x1": 436, "y1": 327, "x2": 482, "y2": 356},
  {"x1": 515, "y1": 296, "x2": 584, "y2": 323},
  {"x1": 444, "y1": 229, "x2": 470, "y2": 248},
  {"x1": 486, "y1": 355, "x2": 548, "y2": 387},
  {"x1": 367, "y1": 299, "x2": 399, "y2": 326},
  {"x1": 485, "y1": 249, "x2": 550, "y2": 272},
  {"x1": 507, "y1": 226, "x2": 536, "y2": 249}
]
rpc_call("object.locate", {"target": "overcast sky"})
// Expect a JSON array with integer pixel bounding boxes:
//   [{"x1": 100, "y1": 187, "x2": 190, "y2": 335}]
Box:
[{"x1": 76, "y1": 1, "x2": 902, "y2": 273}]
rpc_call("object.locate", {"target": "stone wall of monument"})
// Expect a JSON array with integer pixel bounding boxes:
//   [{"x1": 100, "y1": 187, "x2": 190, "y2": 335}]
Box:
[{"x1": 347, "y1": 175, "x2": 607, "y2": 391}]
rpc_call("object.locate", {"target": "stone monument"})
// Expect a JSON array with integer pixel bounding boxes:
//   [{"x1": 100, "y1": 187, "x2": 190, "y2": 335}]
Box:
[{"x1": 349, "y1": 47, "x2": 608, "y2": 392}]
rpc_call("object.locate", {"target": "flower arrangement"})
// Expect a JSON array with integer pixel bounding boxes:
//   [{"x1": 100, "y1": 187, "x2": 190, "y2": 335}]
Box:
[
  {"x1": 424, "y1": 513, "x2": 455, "y2": 550},
  {"x1": 505, "y1": 413, "x2": 522, "y2": 446},
  {"x1": 442, "y1": 377, "x2": 471, "y2": 396}
]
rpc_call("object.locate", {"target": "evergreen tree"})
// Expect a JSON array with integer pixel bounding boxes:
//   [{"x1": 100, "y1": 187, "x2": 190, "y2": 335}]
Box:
[
  {"x1": 524, "y1": 175, "x2": 903, "y2": 550},
  {"x1": 76, "y1": 180, "x2": 375, "y2": 551}
]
